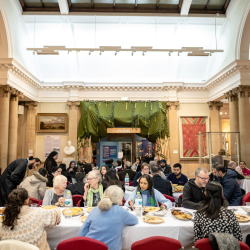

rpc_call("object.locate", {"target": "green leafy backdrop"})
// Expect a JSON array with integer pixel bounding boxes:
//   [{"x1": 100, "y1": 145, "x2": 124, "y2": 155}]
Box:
[{"x1": 77, "y1": 100, "x2": 169, "y2": 143}]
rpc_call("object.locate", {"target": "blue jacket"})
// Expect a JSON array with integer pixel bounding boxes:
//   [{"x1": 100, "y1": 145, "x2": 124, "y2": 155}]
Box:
[
  {"x1": 219, "y1": 168, "x2": 242, "y2": 206},
  {"x1": 133, "y1": 172, "x2": 142, "y2": 187},
  {"x1": 78, "y1": 205, "x2": 138, "y2": 250}
]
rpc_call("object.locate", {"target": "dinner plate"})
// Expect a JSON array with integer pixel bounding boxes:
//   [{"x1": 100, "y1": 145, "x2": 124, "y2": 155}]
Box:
[
  {"x1": 87, "y1": 207, "x2": 94, "y2": 213},
  {"x1": 171, "y1": 209, "x2": 193, "y2": 221},
  {"x1": 0, "y1": 208, "x2": 5, "y2": 214},
  {"x1": 144, "y1": 207, "x2": 160, "y2": 213},
  {"x1": 235, "y1": 214, "x2": 250, "y2": 223},
  {"x1": 62, "y1": 207, "x2": 83, "y2": 217},
  {"x1": 80, "y1": 215, "x2": 88, "y2": 223},
  {"x1": 41, "y1": 205, "x2": 58, "y2": 210},
  {"x1": 142, "y1": 216, "x2": 164, "y2": 224}
]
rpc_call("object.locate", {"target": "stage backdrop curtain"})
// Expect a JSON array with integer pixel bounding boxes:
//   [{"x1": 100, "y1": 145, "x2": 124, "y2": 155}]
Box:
[{"x1": 78, "y1": 101, "x2": 169, "y2": 143}]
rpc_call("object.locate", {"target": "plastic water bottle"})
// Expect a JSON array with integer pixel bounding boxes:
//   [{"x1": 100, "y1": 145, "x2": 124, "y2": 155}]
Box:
[
  {"x1": 134, "y1": 192, "x2": 142, "y2": 217},
  {"x1": 65, "y1": 191, "x2": 72, "y2": 207},
  {"x1": 125, "y1": 173, "x2": 129, "y2": 187}
]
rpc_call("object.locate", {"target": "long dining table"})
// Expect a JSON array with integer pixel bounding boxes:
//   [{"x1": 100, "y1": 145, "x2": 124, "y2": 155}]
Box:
[{"x1": 45, "y1": 206, "x2": 250, "y2": 250}]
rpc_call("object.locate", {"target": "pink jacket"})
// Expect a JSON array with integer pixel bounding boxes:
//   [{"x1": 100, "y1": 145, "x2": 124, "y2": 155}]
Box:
[{"x1": 242, "y1": 168, "x2": 250, "y2": 176}]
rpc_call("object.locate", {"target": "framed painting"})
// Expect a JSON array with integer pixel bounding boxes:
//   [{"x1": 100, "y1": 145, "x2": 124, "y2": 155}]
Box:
[
  {"x1": 179, "y1": 116, "x2": 208, "y2": 160},
  {"x1": 37, "y1": 113, "x2": 68, "y2": 133}
]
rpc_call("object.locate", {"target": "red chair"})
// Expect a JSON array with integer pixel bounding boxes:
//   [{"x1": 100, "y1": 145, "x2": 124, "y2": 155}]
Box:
[
  {"x1": 29, "y1": 197, "x2": 40, "y2": 205},
  {"x1": 67, "y1": 181, "x2": 70, "y2": 185},
  {"x1": 122, "y1": 198, "x2": 126, "y2": 206},
  {"x1": 242, "y1": 192, "x2": 250, "y2": 205},
  {"x1": 77, "y1": 200, "x2": 81, "y2": 207},
  {"x1": 131, "y1": 236, "x2": 182, "y2": 250},
  {"x1": 72, "y1": 195, "x2": 83, "y2": 206},
  {"x1": 38, "y1": 200, "x2": 43, "y2": 207},
  {"x1": 57, "y1": 237, "x2": 108, "y2": 250},
  {"x1": 178, "y1": 194, "x2": 183, "y2": 207},
  {"x1": 195, "y1": 238, "x2": 249, "y2": 250},
  {"x1": 163, "y1": 194, "x2": 175, "y2": 202},
  {"x1": 123, "y1": 181, "x2": 134, "y2": 186}
]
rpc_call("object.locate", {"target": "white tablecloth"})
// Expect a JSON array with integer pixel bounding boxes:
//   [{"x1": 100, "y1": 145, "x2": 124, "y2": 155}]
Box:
[
  {"x1": 124, "y1": 187, "x2": 136, "y2": 201},
  {"x1": 240, "y1": 179, "x2": 250, "y2": 193},
  {"x1": 45, "y1": 207, "x2": 250, "y2": 249},
  {"x1": 173, "y1": 192, "x2": 182, "y2": 202}
]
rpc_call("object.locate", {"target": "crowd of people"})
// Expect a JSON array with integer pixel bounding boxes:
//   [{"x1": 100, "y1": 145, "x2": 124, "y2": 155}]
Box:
[{"x1": 0, "y1": 152, "x2": 249, "y2": 250}]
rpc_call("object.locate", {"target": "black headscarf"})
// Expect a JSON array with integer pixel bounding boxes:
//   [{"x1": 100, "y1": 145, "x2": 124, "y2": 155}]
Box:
[{"x1": 44, "y1": 151, "x2": 58, "y2": 175}]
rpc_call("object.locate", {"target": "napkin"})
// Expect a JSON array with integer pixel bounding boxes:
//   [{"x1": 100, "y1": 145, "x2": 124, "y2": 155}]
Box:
[{"x1": 241, "y1": 207, "x2": 250, "y2": 215}]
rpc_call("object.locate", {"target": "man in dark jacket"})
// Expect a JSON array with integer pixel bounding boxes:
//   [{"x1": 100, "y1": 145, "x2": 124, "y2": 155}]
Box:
[
  {"x1": 66, "y1": 172, "x2": 85, "y2": 195},
  {"x1": 0, "y1": 157, "x2": 41, "y2": 206},
  {"x1": 167, "y1": 163, "x2": 188, "y2": 185},
  {"x1": 228, "y1": 161, "x2": 244, "y2": 180},
  {"x1": 217, "y1": 165, "x2": 242, "y2": 206},
  {"x1": 160, "y1": 159, "x2": 172, "y2": 177},
  {"x1": 118, "y1": 161, "x2": 136, "y2": 182},
  {"x1": 152, "y1": 166, "x2": 172, "y2": 196}
]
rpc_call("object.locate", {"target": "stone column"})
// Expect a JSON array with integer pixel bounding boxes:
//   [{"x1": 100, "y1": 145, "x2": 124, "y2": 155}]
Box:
[
  {"x1": 8, "y1": 90, "x2": 23, "y2": 164},
  {"x1": 208, "y1": 101, "x2": 223, "y2": 155},
  {"x1": 235, "y1": 86, "x2": 250, "y2": 165},
  {"x1": 0, "y1": 85, "x2": 11, "y2": 173},
  {"x1": 167, "y1": 101, "x2": 179, "y2": 166},
  {"x1": 67, "y1": 101, "x2": 80, "y2": 158},
  {"x1": 17, "y1": 111, "x2": 24, "y2": 159},
  {"x1": 25, "y1": 102, "x2": 38, "y2": 158}
]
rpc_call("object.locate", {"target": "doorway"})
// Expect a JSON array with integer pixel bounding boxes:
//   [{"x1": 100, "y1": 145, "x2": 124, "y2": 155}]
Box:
[{"x1": 120, "y1": 142, "x2": 132, "y2": 162}]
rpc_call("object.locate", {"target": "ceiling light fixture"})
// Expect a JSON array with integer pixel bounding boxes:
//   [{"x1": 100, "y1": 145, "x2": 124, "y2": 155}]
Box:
[
  {"x1": 115, "y1": 52, "x2": 117, "y2": 56},
  {"x1": 142, "y1": 52, "x2": 145, "y2": 56},
  {"x1": 220, "y1": 112, "x2": 223, "y2": 114},
  {"x1": 131, "y1": 52, "x2": 134, "y2": 56},
  {"x1": 27, "y1": 46, "x2": 224, "y2": 56},
  {"x1": 99, "y1": 52, "x2": 102, "y2": 55},
  {"x1": 225, "y1": 112, "x2": 227, "y2": 114},
  {"x1": 89, "y1": 52, "x2": 91, "y2": 55}
]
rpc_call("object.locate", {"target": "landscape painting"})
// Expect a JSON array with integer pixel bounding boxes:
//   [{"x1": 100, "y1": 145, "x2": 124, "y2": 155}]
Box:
[{"x1": 37, "y1": 113, "x2": 68, "y2": 133}]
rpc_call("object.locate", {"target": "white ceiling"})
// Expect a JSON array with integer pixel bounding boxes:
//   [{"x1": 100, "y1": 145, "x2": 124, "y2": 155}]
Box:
[{"x1": 23, "y1": 15, "x2": 225, "y2": 83}]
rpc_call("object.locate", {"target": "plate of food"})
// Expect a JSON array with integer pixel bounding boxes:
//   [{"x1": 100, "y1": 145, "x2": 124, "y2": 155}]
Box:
[
  {"x1": 87, "y1": 207, "x2": 94, "y2": 213},
  {"x1": 80, "y1": 215, "x2": 88, "y2": 223},
  {"x1": 174, "y1": 187, "x2": 183, "y2": 193},
  {"x1": 144, "y1": 207, "x2": 160, "y2": 213},
  {"x1": 62, "y1": 207, "x2": 83, "y2": 216},
  {"x1": 171, "y1": 209, "x2": 193, "y2": 221},
  {"x1": 172, "y1": 184, "x2": 178, "y2": 187},
  {"x1": 236, "y1": 214, "x2": 250, "y2": 223},
  {"x1": 41, "y1": 205, "x2": 58, "y2": 210},
  {"x1": 0, "y1": 208, "x2": 5, "y2": 214},
  {"x1": 143, "y1": 214, "x2": 164, "y2": 224},
  {"x1": 0, "y1": 215, "x2": 3, "y2": 222},
  {"x1": 46, "y1": 187, "x2": 53, "y2": 190}
]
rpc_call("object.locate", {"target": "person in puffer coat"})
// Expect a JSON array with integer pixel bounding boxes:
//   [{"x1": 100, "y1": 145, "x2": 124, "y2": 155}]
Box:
[{"x1": 19, "y1": 167, "x2": 48, "y2": 200}]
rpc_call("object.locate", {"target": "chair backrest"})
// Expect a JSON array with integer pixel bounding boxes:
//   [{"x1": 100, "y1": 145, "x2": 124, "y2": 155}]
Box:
[
  {"x1": 122, "y1": 198, "x2": 126, "y2": 206},
  {"x1": 57, "y1": 237, "x2": 108, "y2": 250},
  {"x1": 29, "y1": 197, "x2": 40, "y2": 205},
  {"x1": 72, "y1": 195, "x2": 83, "y2": 206},
  {"x1": 38, "y1": 199, "x2": 43, "y2": 207},
  {"x1": 0, "y1": 240, "x2": 39, "y2": 250},
  {"x1": 242, "y1": 192, "x2": 250, "y2": 205},
  {"x1": 131, "y1": 236, "x2": 182, "y2": 250},
  {"x1": 129, "y1": 180, "x2": 133, "y2": 186},
  {"x1": 77, "y1": 200, "x2": 81, "y2": 207},
  {"x1": 195, "y1": 238, "x2": 250, "y2": 250},
  {"x1": 163, "y1": 194, "x2": 175, "y2": 202},
  {"x1": 67, "y1": 181, "x2": 70, "y2": 185}
]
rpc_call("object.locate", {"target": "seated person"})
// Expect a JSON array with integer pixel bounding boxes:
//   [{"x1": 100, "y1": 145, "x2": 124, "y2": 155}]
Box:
[
  {"x1": 160, "y1": 159, "x2": 172, "y2": 177},
  {"x1": 67, "y1": 172, "x2": 86, "y2": 195},
  {"x1": 149, "y1": 161, "x2": 166, "y2": 179},
  {"x1": 239, "y1": 161, "x2": 250, "y2": 176},
  {"x1": 43, "y1": 175, "x2": 72, "y2": 206},
  {"x1": 167, "y1": 163, "x2": 188, "y2": 185},
  {"x1": 79, "y1": 186, "x2": 138, "y2": 250},
  {"x1": 77, "y1": 157, "x2": 85, "y2": 169},
  {"x1": 194, "y1": 181, "x2": 242, "y2": 243},
  {"x1": 151, "y1": 166, "x2": 172, "y2": 196},
  {"x1": 103, "y1": 169, "x2": 125, "y2": 192},
  {"x1": 115, "y1": 160, "x2": 123, "y2": 172},
  {"x1": 61, "y1": 163, "x2": 72, "y2": 183},
  {"x1": 100, "y1": 165, "x2": 109, "y2": 179},
  {"x1": 91, "y1": 162, "x2": 97, "y2": 170},
  {"x1": 209, "y1": 164, "x2": 218, "y2": 182},
  {"x1": 105, "y1": 159, "x2": 115, "y2": 169},
  {"x1": 216, "y1": 165, "x2": 242, "y2": 206},
  {"x1": 0, "y1": 188, "x2": 61, "y2": 250},
  {"x1": 132, "y1": 158, "x2": 140, "y2": 171},
  {"x1": 19, "y1": 167, "x2": 48, "y2": 200},
  {"x1": 125, "y1": 174, "x2": 172, "y2": 209},
  {"x1": 228, "y1": 161, "x2": 244, "y2": 180},
  {"x1": 47, "y1": 165, "x2": 62, "y2": 187},
  {"x1": 72, "y1": 166, "x2": 84, "y2": 184},
  {"x1": 67, "y1": 161, "x2": 76, "y2": 177},
  {"x1": 80, "y1": 170, "x2": 104, "y2": 207},
  {"x1": 133, "y1": 163, "x2": 151, "y2": 187},
  {"x1": 118, "y1": 161, "x2": 136, "y2": 182}
]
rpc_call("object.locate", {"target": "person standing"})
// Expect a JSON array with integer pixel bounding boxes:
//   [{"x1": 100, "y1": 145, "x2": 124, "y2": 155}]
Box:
[
  {"x1": 44, "y1": 151, "x2": 58, "y2": 175},
  {"x1": 160, "y1": 159, "x2": 172, "y2": 177},
  {"x1": 0, "y1": 156, "x2": 41, "y2": 206}
]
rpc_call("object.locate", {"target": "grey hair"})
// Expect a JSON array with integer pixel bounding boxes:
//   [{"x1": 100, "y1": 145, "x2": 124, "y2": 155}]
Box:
[
  {"x1": 124, "y1": 161, "x2": 131, "y2": 168},
  {"x1": 228, "y1": 161, "x2": 236, "y2": 168},
  {"x1": 149, "y1": 161, "x2": 157, "y2": 169},
  {"x1": 89, "y1": 170, "x2": 102, "y2": 184},
  {"x1": 195, "y1": 167, "x2": 208, "y2": 177},
  {"x1": 98, "y1": 185, "x2": 123, "y2": 211},
  {"x1": 53, "y1": 175, "x2": 67, "y2": 189}
]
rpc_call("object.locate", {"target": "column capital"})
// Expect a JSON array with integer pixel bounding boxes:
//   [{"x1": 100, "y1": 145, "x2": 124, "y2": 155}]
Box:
[
  {"x1": 25, "y1": 101, "x2": 38, "y2": 110},
  {"x1": 10, "y1": 89, "x2": 23, "y2": 102},
  {"x1": 224, "y1": 90, "x2": 237, "y2": 102},
  {"x1": 207, "y1": 101, "x2": 223, "y2": 111},
  {"x1": 1, "y1": 85, "x2": 12, "y2": 98},
  {"x1": 167, "y1": 101, "x2": 179, "y2": 110},
  {"x1": 233, "y1": 85, "x2": 250, "y2": 98},
  {"x1": 67, "y1": 101, "x2": 80, "y2": 110}
]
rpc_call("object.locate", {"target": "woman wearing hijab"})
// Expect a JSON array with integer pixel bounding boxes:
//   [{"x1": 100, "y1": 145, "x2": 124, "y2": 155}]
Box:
[
  {"x1": 67, "y1": 161, "x2": 76, "y2": 177},
  {"x1": 44, "y1": 151, "x2": 58, "y2": 175}
]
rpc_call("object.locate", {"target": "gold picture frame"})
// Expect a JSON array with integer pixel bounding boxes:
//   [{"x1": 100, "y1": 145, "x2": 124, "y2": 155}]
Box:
[{"x1": 37, "y1": 113, "x2": 68, "y2": 133}]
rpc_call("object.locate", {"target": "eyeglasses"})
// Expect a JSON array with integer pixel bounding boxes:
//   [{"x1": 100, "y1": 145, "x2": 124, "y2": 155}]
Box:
[
  {"x1": 197, "y1": 176, "x2": 209, "y2": 181},
  {"x1": 87, "y1": 177, "x2": 97, "y2": 181}
]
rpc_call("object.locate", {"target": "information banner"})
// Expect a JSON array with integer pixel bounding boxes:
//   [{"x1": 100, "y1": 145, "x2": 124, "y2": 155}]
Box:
[
  {"x1": 44, "y1": 135, "x2": 61, "y2": 159},
  {"x1": 103, "y1": 145, "x2": 117, "y2": 162}
]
